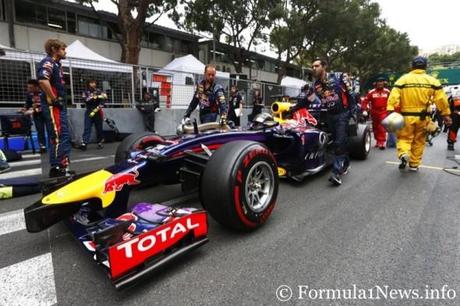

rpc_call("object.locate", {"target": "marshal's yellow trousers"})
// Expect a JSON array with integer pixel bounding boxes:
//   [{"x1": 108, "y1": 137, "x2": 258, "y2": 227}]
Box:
[{"x1": 396, "y1": 116, "x2": 427, "y2": 167}]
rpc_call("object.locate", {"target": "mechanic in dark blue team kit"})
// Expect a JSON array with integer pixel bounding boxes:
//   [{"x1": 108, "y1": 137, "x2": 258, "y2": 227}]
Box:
[
  {"x1": 183, "y1": 64, "x2": 228, "y2": 124},
  {"x1": 291, "y1": 58, "x2": 356, "y2": 186},
  {"x1": 228, "y1": 84, "x2": 244, "y2": 127},
  {"x1": 79, "y1": 79, "x2": 107, "y2": 151},
  {"x1": 21, "y1": 79, "x2": 48, "y2": 153},
  {"x1": 37, "y1": 39, "x2": 73, "y2": 178}
]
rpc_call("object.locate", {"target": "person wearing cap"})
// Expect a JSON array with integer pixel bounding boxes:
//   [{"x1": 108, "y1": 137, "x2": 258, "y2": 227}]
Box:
[
  {"x1": 387, "y1": 56, "x2": 452, "y2": 171},
  {"x1": 362, "y1": 76, "x2": 391, "y2": 149},
  {"x1": 447, "y1": 94, "x2": 460, "y2": 150}
]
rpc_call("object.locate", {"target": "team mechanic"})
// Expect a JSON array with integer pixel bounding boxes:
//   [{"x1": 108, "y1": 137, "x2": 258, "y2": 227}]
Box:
[
  {"x1": 290, "y1": 58, "x2": 357, "y2": 186},
  {"x1": 362, "y1": 76, "x2": 391, "y2": 149},
  {"x1": 387, "y1": 56, "x2": 452, "y2": 171},
  {"x1": 182, "y1": 64, "x2": 228, "y2": 125},
  {"x1": 447, "y1": 94, "x2": 460, "y2": 151},
  {"x1": 80, "y1": 79, "x2": 107, "y2": 151},
  {"x1": 38, "y1": 39, "x2": 73, "y2": 178}
]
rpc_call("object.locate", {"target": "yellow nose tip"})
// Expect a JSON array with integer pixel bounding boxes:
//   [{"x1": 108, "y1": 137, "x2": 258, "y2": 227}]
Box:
[{"x1": 277, "y1": 167, "x2": 287, "y2": 177}]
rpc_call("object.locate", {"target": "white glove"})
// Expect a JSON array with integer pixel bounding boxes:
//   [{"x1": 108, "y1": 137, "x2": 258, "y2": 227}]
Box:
[
  {"x1": 362, "y1": 110, "x2": 368, "y2": 117},
  {"x1": 181, "y1": 117, "x2": 191, "y2": 125}
]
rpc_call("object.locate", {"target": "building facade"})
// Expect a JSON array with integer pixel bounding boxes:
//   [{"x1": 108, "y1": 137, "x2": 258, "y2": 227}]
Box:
[{"x1": 0, "y1": 0, "x2": 199, "y2": 68}]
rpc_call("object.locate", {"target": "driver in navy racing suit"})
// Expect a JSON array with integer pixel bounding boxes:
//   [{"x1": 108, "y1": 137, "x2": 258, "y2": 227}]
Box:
[
  {"x1": 37, "y1": 39, "x2": 73, "y2": 178},
  {"x1": 295, "y1": 58, "x2": 356, "y2": 186}
]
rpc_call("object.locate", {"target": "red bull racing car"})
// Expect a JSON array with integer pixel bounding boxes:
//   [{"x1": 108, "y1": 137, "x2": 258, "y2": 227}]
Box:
[{"x1": 24, "y1": 102, "x2": 370, "y2": 289}]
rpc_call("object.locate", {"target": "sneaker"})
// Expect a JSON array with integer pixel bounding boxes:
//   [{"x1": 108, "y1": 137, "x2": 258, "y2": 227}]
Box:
[
  {"x1": 64, "y1": 168, "x2": 76, "y2": 176},
  {"x1": 0, "y1": 161, "x2": 10, "y2": 174},
  {"x1": 448, "y1": 143, "x2": 454, "y2": 151},
  {"x1": 409, "y1": 165, "x2": 419, "y2": 172},
  {"x1": 97, "y1": 142, "x2": 104, "y2": 149},
  {"x1": 328, "y1": 173, "x2": 342, "y2": 186},
  {"x1": 399, "y1": 154, "x2": 409, "y2": 170},
  {"x1": 49, "y1": 166, "x2": 66, "y2": 178},
  {"x1": 343, "y1": 165, "x2": 351, "y2": 175},
  {"x1": 79, "y1": 143, "x2": 87, "y2": 151}
]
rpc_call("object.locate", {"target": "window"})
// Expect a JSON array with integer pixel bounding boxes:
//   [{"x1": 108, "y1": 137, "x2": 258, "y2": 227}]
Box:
[
  {"x1": 15, "y1": 1, "x2": 69, "y2": 32},
  {"x1": 48, "y1": 8, "x2": 66, "y2": 30},
  {"x1": 67, "y1": 12, "x2": 76, "y2": 33},
  {"x1": 0, "y1": 0, "x2": 4, "y2": 21},
  {"x1": 34, "y1": 5, "x2": 47, "y2": 26},
  {"x1": 162, "y1": 36, "x2": 173, "y2": 52},
  {"x1": 78, "y1": 16, "x2": 107, "y2": 39}
]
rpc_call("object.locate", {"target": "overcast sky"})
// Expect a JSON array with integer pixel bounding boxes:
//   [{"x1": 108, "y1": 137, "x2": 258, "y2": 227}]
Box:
[
  {"x1": 377, "y1": 0, "x2": 460, "y2": 50},
  {"x1": 90, "y1": 0, "x2": 459, "y2": 52}
]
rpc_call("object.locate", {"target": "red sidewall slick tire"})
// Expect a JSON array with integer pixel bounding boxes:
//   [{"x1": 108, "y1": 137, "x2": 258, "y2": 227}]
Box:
[
  {"x1": 115, "y1": 131, "x2": 164, "y2": 164},
  {"x1": 201, "y1": 141, "x2": 279, "y2": 231}
]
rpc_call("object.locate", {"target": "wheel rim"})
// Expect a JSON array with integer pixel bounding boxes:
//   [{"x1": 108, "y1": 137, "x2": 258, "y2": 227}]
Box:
[
  {"x1": 244, "y1": 161, "x2": 275, "y2": 213},
  {"x1": 364, "y1": 131, "x2": 371, "y2": 153}
]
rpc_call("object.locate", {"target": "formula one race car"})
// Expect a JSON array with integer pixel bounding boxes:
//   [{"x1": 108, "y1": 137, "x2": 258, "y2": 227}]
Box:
[{"x1": 24, "y1": 102, "x2": 370, "y2": 288}]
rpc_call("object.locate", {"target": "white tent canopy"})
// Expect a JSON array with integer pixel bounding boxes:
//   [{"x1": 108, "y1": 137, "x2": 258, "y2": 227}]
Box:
[
  {"x1": 63, "y1": 40, "x2": 132, "y2": 73},
  {"x1": 281, "y1": 76, "x2": 308, "y2": 97},
  {"x1": 160, "y1": 54, "x2": 230, "y2": 84},
  {"x1": 66, "y1": 40, "x2": 117, "y2": 63},
  {"x1": 0, "y1": 40, "x2": 131, "y2": 73}
]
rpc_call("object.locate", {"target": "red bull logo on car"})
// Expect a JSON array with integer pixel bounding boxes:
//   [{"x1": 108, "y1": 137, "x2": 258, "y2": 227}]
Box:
[{"x1": 103, "y1": 163, "x2": 145, "y2": 194}]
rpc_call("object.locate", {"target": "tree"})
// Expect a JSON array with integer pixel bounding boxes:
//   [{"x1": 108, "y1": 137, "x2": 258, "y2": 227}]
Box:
[
  {"x1": 178, "y1": 0, "x2": 278, "y2": 73},
  {"x1": 294, "y1": 0, "x2": 417, "y2": 89},
  {"x1": 79, "y1": 0, "x2": 177, "y2": 64},
  {"x1": 269, "y1": 0, "x2": 320, "y2": 83},
  {"x1": 428, "y1": 52, "x2": 460, "y2": 68}
]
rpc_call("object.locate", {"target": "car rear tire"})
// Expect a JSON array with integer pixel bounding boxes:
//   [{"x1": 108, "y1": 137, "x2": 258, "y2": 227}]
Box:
[
  {"x1": 200, "y1": 141, "x2": 278, "y2": 231},
  {"x1": 349, "y1": 124, "x2": 371, "y2": 160},
  {"x1": 114, "y1": 131, "x2": 165, "y2": 164}
]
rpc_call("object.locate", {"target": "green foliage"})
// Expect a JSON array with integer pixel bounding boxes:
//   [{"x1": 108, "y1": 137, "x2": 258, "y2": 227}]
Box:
[
  {"x1": 178, "y1": 0, "x2": 278, "y2": 72},
  {"x1": 428, "y1": 52, "x2": 460, "y2": 69},
  {"x1": 284, "y1": 0, "x2": 417, "y2": 88}
]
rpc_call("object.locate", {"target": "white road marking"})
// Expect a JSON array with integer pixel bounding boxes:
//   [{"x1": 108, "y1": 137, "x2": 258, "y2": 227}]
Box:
[
  {"x1": 72, "y1": 155, "x2": 114, "y2": 163},
  {"x1": 0, "y1": 253, "x2": 57, "y2": 306},
  {"x1": 9, "y1": 159, "x2": 41, "y2": 167},
  {"x1": 385, "y1": 161, "x2": 460, "y2": 172},
  {"x1": 0, "y1": 168, "x2": 42, "y2": 179},
  {"x1": 0, "y1": 209, "x2": 26, "y2": 236},
  {"x1": 20, "y1": 154, "x2": 41, "y2": 159}
]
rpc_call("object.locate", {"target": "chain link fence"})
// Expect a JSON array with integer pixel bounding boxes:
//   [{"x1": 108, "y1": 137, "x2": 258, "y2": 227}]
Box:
[{"x1": 0, "y1": 48, "x2": 301, "y2": 112}]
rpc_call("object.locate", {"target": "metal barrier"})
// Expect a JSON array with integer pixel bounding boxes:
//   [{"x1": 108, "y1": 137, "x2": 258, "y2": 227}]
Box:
[{"x1": 0, "y1": 48, "x2": 301, "y2": 110}]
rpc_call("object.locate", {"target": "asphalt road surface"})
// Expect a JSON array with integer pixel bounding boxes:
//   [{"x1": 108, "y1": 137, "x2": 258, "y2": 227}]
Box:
[{"x1": 0, "y1": 135, "x2": 459, "y2": 305}]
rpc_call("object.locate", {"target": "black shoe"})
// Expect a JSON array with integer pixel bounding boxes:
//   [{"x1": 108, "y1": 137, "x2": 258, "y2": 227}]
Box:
[
  {"x1": 97, "y1": 142, "x2": 104, "y2": 149},
  {"x1": 49, "y1": 166, "x2": 66, "y2": 178},
  {"x1": 448, "y1": 143, "x2": 454, "y2": 151},
  {"x1": 79, "y1": 143, "x2": 87, "y2": 151},
  {"x1": 49, "y1": 166, "x2": 76, "y2": 178},
  {"x1": 328, "y1": 173, "x2": 342, "y2": 186},
  {"x1": 0, "y1": 162, "x2": 10, "y2": 174},
  {"x1": 399, "y1": 154, "x2": 408, "y2": 170},
  {"x1": 379, "y1": 145, "x2": 385, "y2": 150},
  {"x1": 39, "y1": 145, "x2": 47, "y2": 154}
]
